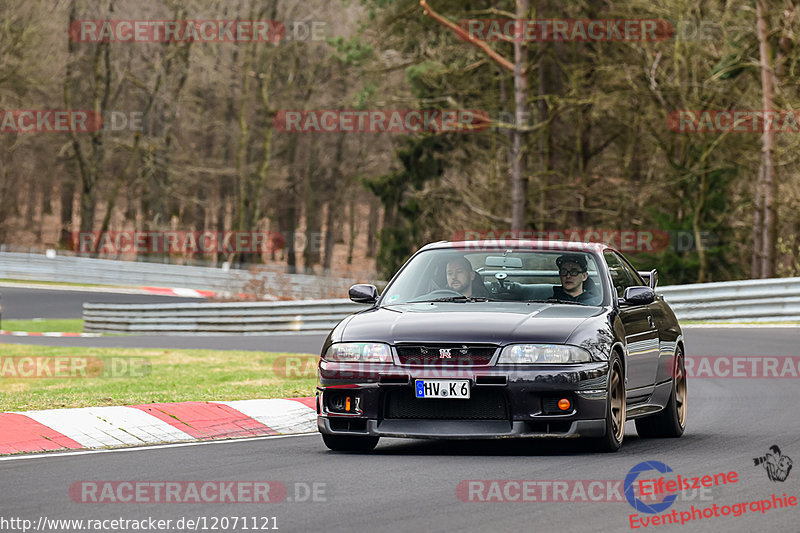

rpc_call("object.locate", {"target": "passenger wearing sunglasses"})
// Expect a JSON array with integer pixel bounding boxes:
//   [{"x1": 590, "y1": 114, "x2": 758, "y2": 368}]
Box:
[{"x1": 551, "y1": 254, "x2": 600, "y2": 304}]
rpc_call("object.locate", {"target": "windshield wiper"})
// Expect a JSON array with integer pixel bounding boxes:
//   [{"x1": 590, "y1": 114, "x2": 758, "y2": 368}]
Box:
[
  {"x1": 412, "y1": 296, "x2": 494, "y2": 303},
  {"x1": 527, "y1": 298, "x2": 586, "y2": 306}
]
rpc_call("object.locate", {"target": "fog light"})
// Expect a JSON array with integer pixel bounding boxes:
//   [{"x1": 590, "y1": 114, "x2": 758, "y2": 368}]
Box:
[
  {"x1": 327, "y1": 392, "x2": 360, "y2": 413},
  {"x1": 329, "y1": 394, "x2": 343, "y2": 410},
  {"x1": 558, "y1": 398, "x2": 571, "y2": 411}
]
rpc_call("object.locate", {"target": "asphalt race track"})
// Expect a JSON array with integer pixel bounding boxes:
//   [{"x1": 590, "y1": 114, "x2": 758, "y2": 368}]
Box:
[
  {"x1": 0, "y1": 286, "x2": 205, "y2": 319},
  {"x1": 1, "y1": 327, "x2": 798, "y2": 533}
]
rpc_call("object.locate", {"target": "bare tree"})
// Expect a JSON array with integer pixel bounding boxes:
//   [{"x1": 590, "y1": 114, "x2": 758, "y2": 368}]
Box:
[
  {"x1": 420, "y1": 0, "x2": 529, "y2": 230},
  {"x1": 753, "y1": 0, "x2": 777, "y2": 278}
]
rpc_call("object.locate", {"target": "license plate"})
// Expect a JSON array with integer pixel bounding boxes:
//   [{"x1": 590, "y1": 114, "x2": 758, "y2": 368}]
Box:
[{"x1": 415, "y1": 379, "x2": 470, "y2": 399}]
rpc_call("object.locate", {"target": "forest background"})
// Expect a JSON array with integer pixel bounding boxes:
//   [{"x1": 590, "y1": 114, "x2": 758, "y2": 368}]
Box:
[{"x1": 1, "y1": 0, "x2": 798, "y2": 286}]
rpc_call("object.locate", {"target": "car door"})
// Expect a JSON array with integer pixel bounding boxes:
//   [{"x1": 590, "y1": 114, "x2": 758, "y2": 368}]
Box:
[
  {"x1": 604, "y1": 251, "x2": 659, "y2": 394},
  {"x1": 619, "y1": 254, "x2": 676, "y2": 385}
]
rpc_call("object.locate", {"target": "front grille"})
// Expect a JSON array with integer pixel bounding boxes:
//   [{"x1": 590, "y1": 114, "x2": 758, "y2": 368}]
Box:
[
  {"x1": 396, "y1": 344, "x2": 496, "y2": 366},
  {"x1": 383, "y1": 388, "x2": 508, "y2": 420}
]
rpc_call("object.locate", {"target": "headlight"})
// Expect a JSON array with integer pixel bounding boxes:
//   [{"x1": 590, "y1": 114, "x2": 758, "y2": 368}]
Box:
[
  {"x1": 497, "y1": 344, "x2": 591, "y2": 364},
  {"x1": 323, "y1": 343, "x2": 392, "y2": 363}
]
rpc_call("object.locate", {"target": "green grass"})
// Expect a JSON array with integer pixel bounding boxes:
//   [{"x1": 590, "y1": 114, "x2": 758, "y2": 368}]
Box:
[
  {"x1": 0, "y1": 344, "x2": 318, "y2": 411},
  {"x1": 1, "y1": 319, "x2": 84, "y2": 333}
]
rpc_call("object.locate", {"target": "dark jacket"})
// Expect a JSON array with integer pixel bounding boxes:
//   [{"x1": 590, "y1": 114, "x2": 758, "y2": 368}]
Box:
[
  {"x1": 551, "y1": 277, "x2": 601, "y2": 304},
  {"x1": 471, "y1": 274, "x2": 490, "y2": 297}
]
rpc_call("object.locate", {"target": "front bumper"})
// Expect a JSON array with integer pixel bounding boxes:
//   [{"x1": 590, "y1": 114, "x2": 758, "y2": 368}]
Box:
[{"x1": 316, "y1": 360, "x2": 611, "y2": 439}]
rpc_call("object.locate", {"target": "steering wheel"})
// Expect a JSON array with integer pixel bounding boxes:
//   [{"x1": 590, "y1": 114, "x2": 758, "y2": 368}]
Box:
[{"x1": 424, "y1": 289, "x2": 464, "y2": 298}]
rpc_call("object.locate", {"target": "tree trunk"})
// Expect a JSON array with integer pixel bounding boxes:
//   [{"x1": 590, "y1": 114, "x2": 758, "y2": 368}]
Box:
[
  {"x1": 233, "y1": 35, "x2": 254, "y2": 263},
  {"x1": 281, "y1": 135, "x2": 301, "y2": 274},
  {"x1": 755, "y1": 0, "x2": 777, "y2": 278},
  {"x1": 751, "y1": 164, "x2": 764, "y2": 278},
  {"x1": 303, "y1": 138, "x2": 322, "y2": 273},
  {"x1": 59, "y1": 174, "x2": 76, "y2": 248},
  {"x1": 323, "y1": 200, "x2": 336, "y2": 273},
  {"x1": 347, "y1": 195, "x2": 357, "y2": 265},
  {"x1": 366, "y1": 196, "x2": 379, "y2": 258},
  {"x1": 536, "y1": 16, "x2": 551, "y2": 231},
  {"x1": 279, "y1": 202, "x2": 298, "y2": 274},
  {"x1": 693, "y1": 171, "x2": 709, "y2": 282},
  {"x1": 64, "y1": 0, "x2": 111, "y2": 239},
  {"x1": 323, "y1": 131, "x2": 347, "y2": 272},
  {"x1": 510, "y1": 0, "x2": 530, "y2": 230},
  {"x1": 25, "y1": 178, "x2": 38, "y2": 231}
]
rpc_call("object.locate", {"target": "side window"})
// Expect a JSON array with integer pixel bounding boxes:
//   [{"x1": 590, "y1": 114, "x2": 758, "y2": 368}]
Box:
[
  {"x1": 604, "y1": 252, "x2": 635, "y2": 298},
  {"x1": 618, "y1": 255, "x2": 647, "y2": 287}
]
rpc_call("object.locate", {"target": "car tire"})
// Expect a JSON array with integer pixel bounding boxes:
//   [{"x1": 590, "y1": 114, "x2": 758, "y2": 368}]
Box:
[
  {"x1": 593, "y1": 353, "x2": 626, "y2": 453},
  {"x1": 321, "y1": 433, "x2": 379, "y2": 452},
  {"x1": 635, "y1": 346, "x2": 687, "y2": 438}
]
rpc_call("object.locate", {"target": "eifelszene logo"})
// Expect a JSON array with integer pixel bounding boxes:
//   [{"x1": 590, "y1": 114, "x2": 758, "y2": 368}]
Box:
[{"x1": 625, "y1": 461, "x2": 678, "y2": 514}]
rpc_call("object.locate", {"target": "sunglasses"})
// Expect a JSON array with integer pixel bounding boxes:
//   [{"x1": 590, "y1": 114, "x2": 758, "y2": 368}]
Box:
[{"x1": 559, "y1": 268, "x2": 585, "y2": 277}]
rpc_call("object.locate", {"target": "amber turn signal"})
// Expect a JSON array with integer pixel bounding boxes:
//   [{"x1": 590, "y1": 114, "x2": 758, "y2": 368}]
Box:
[{"x1": 557, "y1": 398, "x2": 571, "y2": 411}]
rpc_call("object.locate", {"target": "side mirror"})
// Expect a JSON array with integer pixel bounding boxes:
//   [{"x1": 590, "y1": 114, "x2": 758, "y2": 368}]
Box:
[
  {"x1": 621, "y1": 286, "x2": 656, "y2": 306},
  {"x1": 348, "y1": 284, "x2": 379, "y2": 304},
  {"x1": 638, "y1": 269, "x2": 658, "y2": 289}
]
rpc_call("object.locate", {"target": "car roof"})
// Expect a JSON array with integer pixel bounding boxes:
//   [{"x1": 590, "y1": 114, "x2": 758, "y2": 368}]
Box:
[{"x1": 419, "y1": 240, "x2": 611, "y2": 253}]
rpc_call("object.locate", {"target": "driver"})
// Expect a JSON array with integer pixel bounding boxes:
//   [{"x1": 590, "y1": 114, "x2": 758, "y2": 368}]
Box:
[
  {"x1": 552, "y1": 254, "x2": 599, "y2": 303},
  {"x1": 446, "y1": 256, "x2": 487, "y2": 297}
]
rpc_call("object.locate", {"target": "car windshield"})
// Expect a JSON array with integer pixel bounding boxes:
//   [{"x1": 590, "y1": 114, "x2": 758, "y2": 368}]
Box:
[{"x1": 379, "y1": 248, "x2": 607, "y2": 306}]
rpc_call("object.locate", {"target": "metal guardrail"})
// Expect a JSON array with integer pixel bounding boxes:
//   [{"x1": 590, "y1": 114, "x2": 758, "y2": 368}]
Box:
[
  {"x1": 0, "y1": 251, "x2": 368, "y2": 300},
  {"x1": 657, "y1": 277, "x2": 800, "y2": 322},
  {"x1": 83, "y1": 300, "x2": 370, "y2": 334},
  {"x1": 3, "y1": 250, "x2": 798, "y2": 331},
  {"x1": 80, "y1": 277, "x2": 800, "y2": 335}
]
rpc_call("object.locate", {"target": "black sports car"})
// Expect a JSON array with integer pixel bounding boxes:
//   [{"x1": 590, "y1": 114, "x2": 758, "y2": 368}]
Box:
[{"x1": 316, "y1": 240, "x2": 687, "y2": 452}]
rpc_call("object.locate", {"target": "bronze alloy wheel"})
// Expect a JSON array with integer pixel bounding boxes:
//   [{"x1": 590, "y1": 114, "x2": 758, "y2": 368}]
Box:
[
  {"x1": 609, "y1": 359, "x2": 626, "y2": 443},
  {"x1": 634, "y1": 346, "x2": 687, "y2": 439},
  {"x1": 675, "y1": 350, "x2": 687, "y2": 429}
]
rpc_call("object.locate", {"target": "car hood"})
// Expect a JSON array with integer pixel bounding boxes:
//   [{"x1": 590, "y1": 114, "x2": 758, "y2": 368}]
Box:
[{"x1": 339, "y1": 302, "x2": 604, "y2": 345}]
